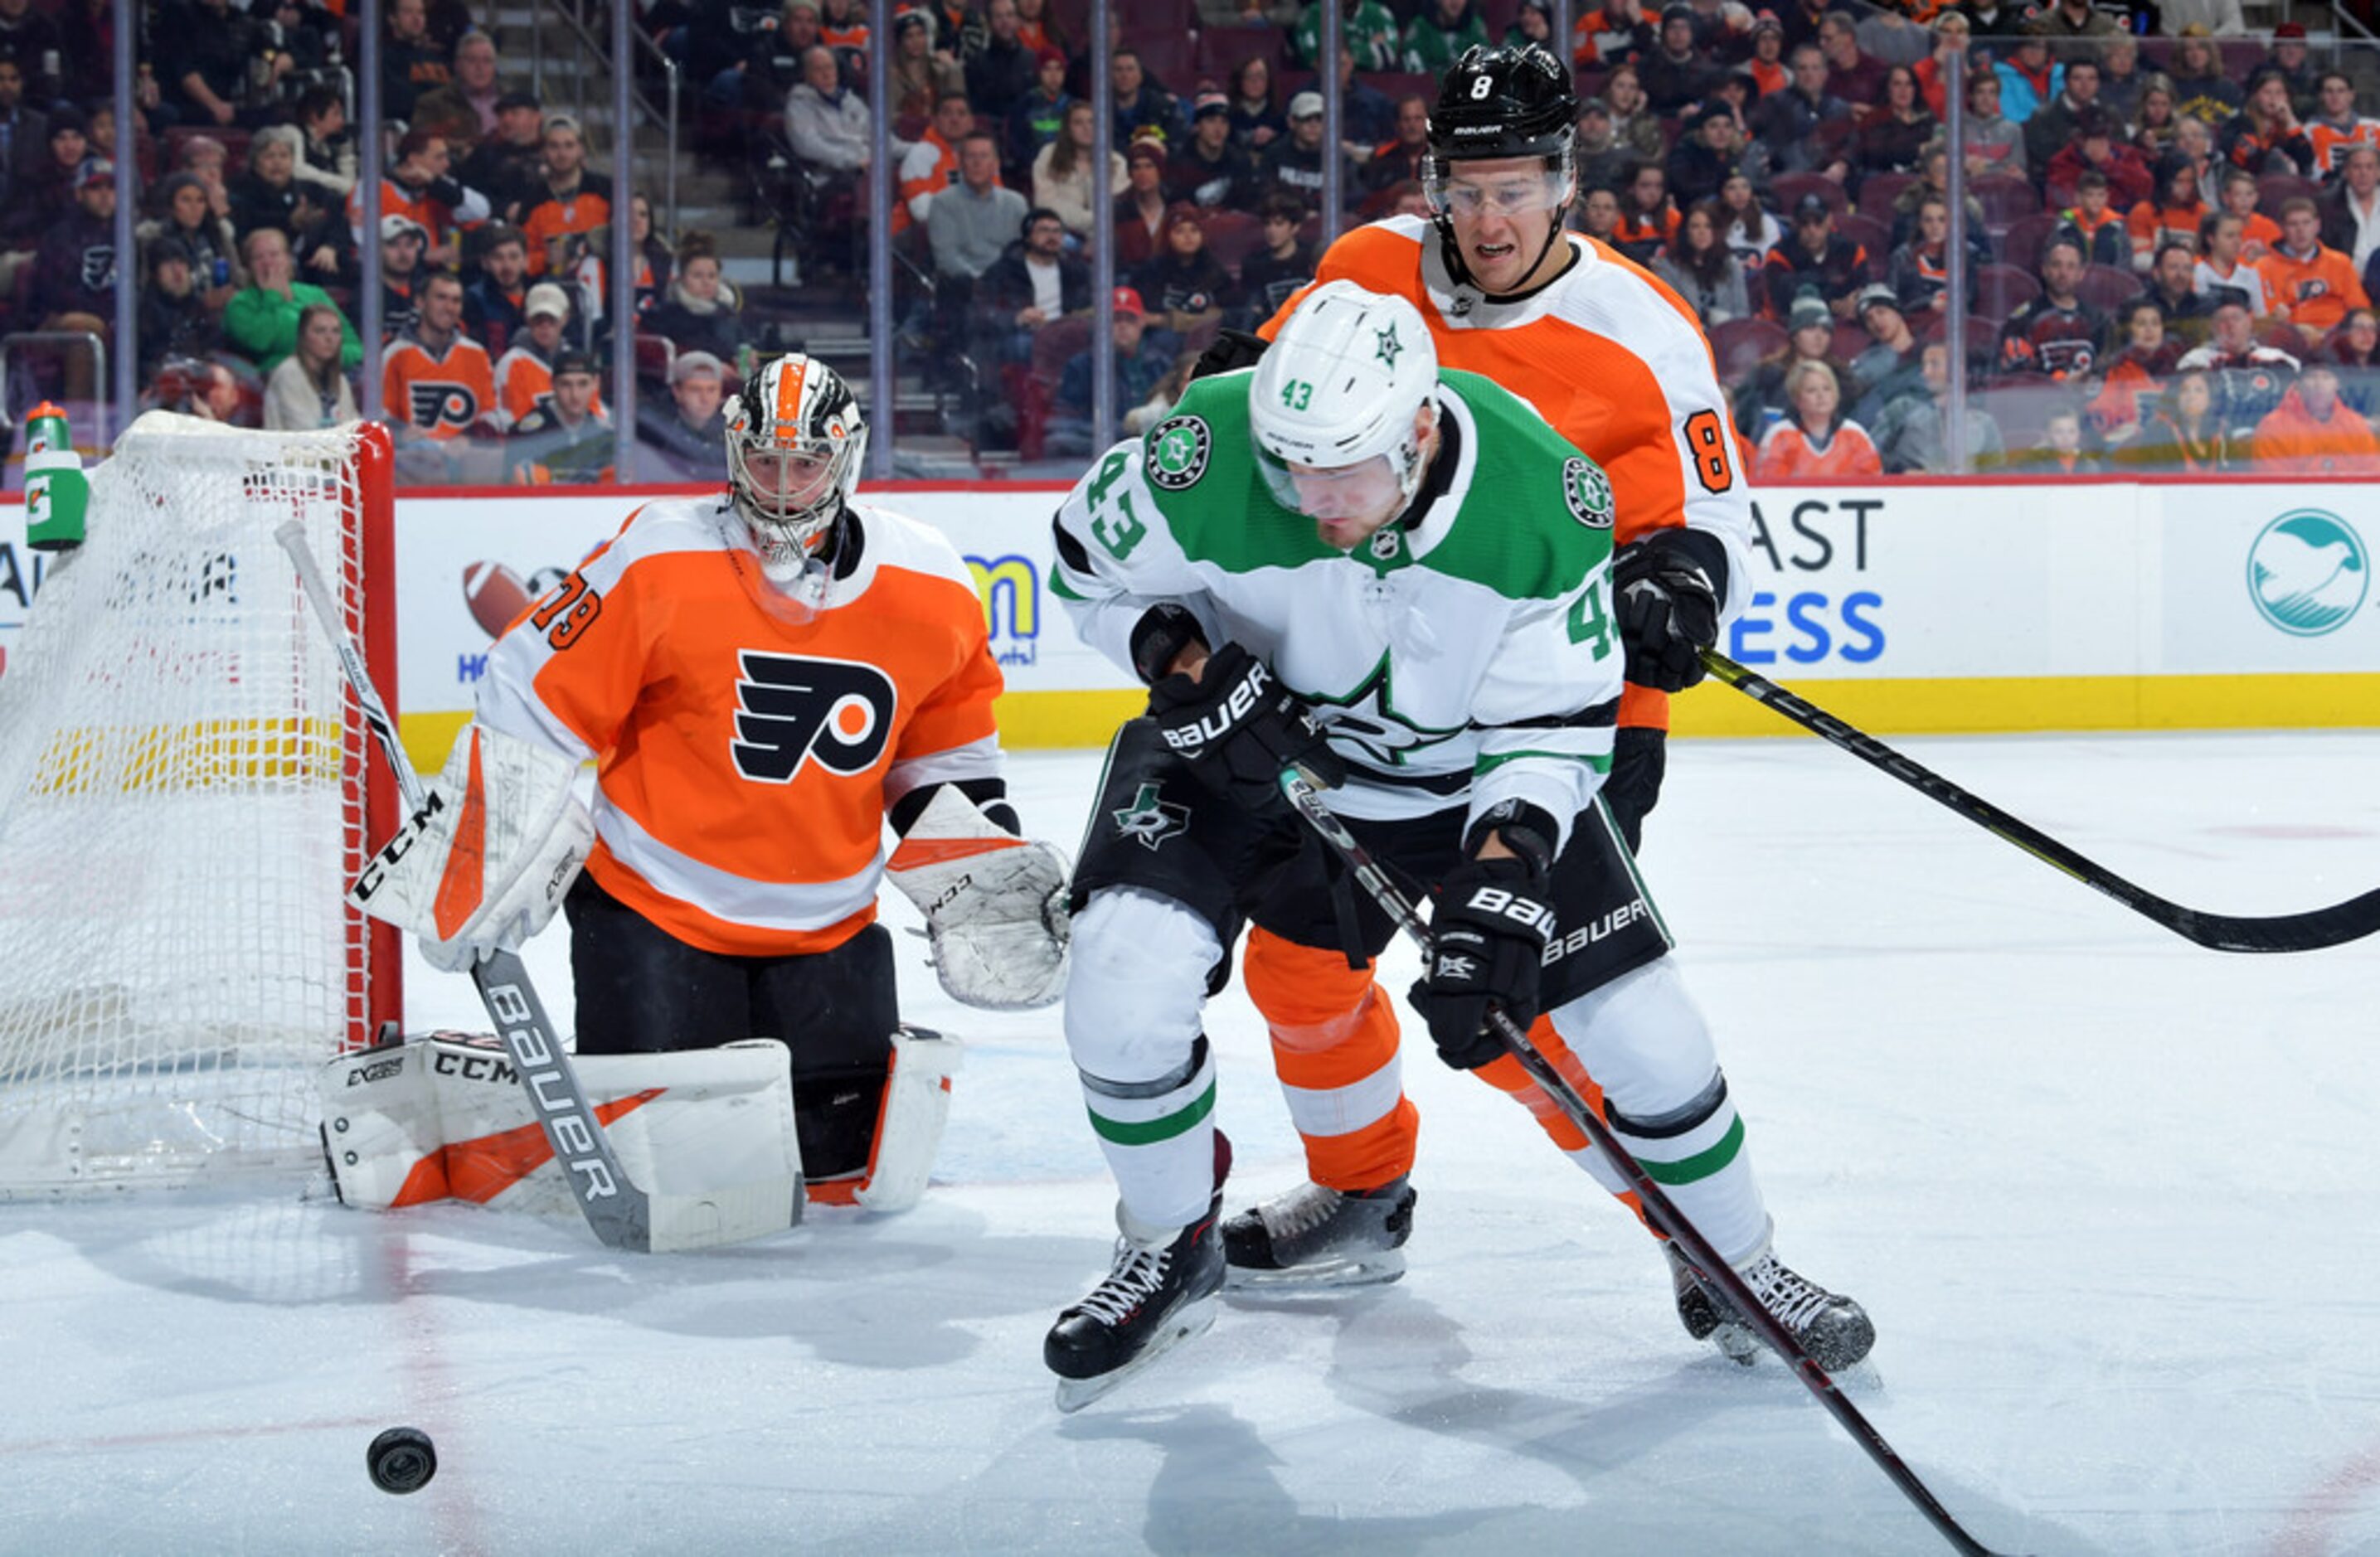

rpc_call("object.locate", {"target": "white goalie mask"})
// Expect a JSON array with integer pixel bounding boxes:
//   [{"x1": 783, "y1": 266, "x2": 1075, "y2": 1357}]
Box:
[
  {"x1": 725, "y1": 353, "x2": 867, "y2": 567},
  {"x1": 1247, "y1": 281, "x2": 1440, "y2": 521}
]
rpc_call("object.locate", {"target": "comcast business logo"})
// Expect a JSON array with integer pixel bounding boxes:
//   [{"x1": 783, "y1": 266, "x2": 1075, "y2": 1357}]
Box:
[{"x1": 2246, "y1": 510, "x2": 2368, "y2": 638}]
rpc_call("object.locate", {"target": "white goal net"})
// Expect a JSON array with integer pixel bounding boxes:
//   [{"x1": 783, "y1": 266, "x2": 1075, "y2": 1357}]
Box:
[{"x1": 0, "y1": 413, "x2": 400, "y2": 1196}]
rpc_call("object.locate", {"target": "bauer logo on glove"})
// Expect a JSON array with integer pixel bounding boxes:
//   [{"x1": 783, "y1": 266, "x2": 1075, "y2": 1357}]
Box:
[{"x1": 347, "y1": 724, "x2": 595, "y2": 973}]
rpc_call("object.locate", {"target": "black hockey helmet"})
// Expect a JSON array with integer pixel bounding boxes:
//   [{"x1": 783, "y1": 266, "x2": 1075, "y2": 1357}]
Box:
[{"x1": 1427, "y1": 44, "x2": 1577, "y2": 166}]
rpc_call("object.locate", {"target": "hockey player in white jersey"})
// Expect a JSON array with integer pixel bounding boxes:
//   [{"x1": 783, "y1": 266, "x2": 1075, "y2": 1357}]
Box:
[{"x1": 1041, "y1": 282, "x2": 1871, "y2": 1407}]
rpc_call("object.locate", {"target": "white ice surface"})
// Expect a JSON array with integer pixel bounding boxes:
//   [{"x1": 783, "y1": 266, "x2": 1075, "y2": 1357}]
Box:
[{"x1": 7, "y1": 730, "x2": 2380, "y2": 1556}]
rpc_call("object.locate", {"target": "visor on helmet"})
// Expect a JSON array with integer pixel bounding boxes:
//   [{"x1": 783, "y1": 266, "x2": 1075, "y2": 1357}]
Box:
[{"x1": 1423, "y1": 161, "x2": 1570, "y2": 221}]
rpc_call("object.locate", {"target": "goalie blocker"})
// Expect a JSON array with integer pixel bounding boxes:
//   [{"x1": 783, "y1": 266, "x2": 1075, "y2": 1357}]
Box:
[{"x1": 320, "y1": 1026, "x2": 961, "y2": 1223}]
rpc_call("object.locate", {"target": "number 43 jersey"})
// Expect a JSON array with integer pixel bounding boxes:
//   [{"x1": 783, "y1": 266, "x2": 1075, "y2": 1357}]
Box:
[
  {"x1": 1054, "y1": 367, "x2": 1625, "y2": 853},
  {"x1": 477, "y1": 497, "x2": 1008, "y2": 957}
]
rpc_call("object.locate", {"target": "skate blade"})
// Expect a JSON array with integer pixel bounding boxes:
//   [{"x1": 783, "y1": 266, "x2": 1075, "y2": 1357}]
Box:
[
  {"x1": 1051, "y1": 1295, "x2": 1219, "y2": 1414},
  {"x1": 1223, "y1": 1249, "x2": 1406, "y2": 1292}
]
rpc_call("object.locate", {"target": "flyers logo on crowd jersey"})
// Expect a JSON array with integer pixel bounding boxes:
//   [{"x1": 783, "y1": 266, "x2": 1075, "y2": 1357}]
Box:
[
  {"x1": 730, "y1": 652, "x2": 897, "y2": 783},
  {"x1": 410, "y1": 381, "x2": 486, "y2": 430}
]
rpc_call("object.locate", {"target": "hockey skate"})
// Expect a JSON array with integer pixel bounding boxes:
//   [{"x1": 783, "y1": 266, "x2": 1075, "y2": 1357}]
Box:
[
  {"x1": 1046, "y1": 1144, "x2": 1231, "y2": 1412},
  {"x1": 1222, "y1": 1177, "x2": 1416, "y2": 1289},
  {"x1": 1666, "y1": 1243, "x2": 1876, "y2": 1370}
]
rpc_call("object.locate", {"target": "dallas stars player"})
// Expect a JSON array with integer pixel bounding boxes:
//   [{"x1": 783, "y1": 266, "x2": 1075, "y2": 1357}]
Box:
[{"x1": 1042, "y1": 281, "x2": 1872, "y2": 1407}]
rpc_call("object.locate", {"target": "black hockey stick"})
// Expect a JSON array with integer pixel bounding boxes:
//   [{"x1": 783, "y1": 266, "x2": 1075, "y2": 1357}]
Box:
[
  {"x1": 1698, "y1": 649, "x2": 2380, "y2": 954},
  {"x1": 1280, "y1": 771, "x2": 2018, "y2": 1557},
  {"x1": 277, "y1": 521, "x2": 801, "y2": 1254}
]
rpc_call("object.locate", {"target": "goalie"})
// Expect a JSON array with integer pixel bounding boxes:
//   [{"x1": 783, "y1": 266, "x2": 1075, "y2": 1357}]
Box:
[{"x1": 354, "y1": 353, "x2": 1068, "y2": 1210}]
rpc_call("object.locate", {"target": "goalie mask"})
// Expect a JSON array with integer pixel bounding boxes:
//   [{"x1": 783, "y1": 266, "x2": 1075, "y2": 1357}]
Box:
[
  {"x1": 1247, "y1": 281, "x2": 1440, "y2": 525},
  {"x1": 725, "y1": 353, "x2": 867, "y2": 567}
]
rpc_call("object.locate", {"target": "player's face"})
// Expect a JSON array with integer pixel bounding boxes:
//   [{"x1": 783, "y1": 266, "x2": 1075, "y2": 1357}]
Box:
[
  {"x1": 1435, "y1": 155, "x2": 1570, "y2": 294},
  {"x1": 745, "y1": 447, "x2": 840, "y2": 520},
  {"x1": 1280, "y1": 453, "x2": 1406, "y2": 543}
]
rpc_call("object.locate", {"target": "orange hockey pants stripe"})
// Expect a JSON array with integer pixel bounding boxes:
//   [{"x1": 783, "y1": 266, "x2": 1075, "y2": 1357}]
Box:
[{"x1": 1243, "y1": 927, "x2": 1417, "y2": 1192}]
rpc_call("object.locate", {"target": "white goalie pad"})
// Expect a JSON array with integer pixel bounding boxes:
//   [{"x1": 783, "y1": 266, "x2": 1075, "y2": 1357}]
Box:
[
  {"x1": 885, "y1": 788, "x2": 1071, "y2": 1010},
  {"x1": 319, "y1": 1035, "x2": 803, "y2": 1231},
  {"x1": 348, "y1": 723, "x2": 594, "y2": 973},
  {"x1": 806, "y1": 1026, "x2": 963, "y2": 1214}
]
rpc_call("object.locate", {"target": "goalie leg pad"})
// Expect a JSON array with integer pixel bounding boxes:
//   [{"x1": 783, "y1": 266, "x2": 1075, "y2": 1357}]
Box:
[{"x1": 804, "y1": 1026, "x2": 963, "y2": 1213}]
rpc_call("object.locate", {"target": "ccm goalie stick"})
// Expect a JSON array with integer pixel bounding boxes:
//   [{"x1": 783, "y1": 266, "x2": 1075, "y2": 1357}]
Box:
[
  {"x1": 1280, "y1": 771, "x2": 2018, "y2": 1557},
  {"x1": 1699, "y1": 650, "x2": 2380, "y2": 955},
  {"x1": 277, "y1": 521, "x2": 802, "y2": 1254}
]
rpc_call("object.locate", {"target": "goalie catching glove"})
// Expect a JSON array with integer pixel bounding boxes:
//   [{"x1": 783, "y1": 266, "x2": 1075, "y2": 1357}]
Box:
[
  {"x1": 348, "y1": 723, "x2": 593, "y2": 973},
  {"x1": 886, "y1": 787, "x2": 1071, "y2": 1010}
]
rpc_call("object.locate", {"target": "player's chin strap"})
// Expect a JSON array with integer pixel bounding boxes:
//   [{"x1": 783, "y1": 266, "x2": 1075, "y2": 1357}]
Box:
[
  {"x1": 1275, "y1": 766, "x2": 2019, "y2": 1557},
  {"x1": 1698, "y1": 650, "x2": 2380, "y2": 953}
]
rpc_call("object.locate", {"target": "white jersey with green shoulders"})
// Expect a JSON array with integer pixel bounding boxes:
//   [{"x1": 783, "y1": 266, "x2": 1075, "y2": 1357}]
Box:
[{"x1": 1052, "y1": 366, "x2": 1626, "y2": 853}]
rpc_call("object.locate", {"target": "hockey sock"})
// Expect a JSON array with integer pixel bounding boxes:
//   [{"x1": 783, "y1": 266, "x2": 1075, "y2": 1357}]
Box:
[
  {"x1": 1078, "y1": 1035, "x2": 1220, "y2": 1232},
  {"x1": 1244, "y1": 928, "x2": 1417, "y2": 1192}
]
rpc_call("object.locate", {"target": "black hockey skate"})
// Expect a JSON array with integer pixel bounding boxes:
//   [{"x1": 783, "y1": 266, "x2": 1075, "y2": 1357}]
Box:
[
  {"x1": 1222, "y1": 1176, "x2": 1416, "y2": 1289},
  {"x1": 1667, "y1": 1244, "x2": 1876, "y2": 1370},
  {"x1": 1046, "y1": 1139, "x2": 1231, "y2": 1412}
]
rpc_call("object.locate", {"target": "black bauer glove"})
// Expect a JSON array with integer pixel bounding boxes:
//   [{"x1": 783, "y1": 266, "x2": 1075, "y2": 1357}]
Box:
[
  {"x1": 1613, "y1": 527, "x2": 1727, "y2": 693},
  {"x1": 1188, "y1": 327, "x2": 1269, "y2": 381},
  {"x1": 1146, "y1": 641, "x2": 1345, "y2": 817},
  {"x1": 1408, "y1": 855, "x2": 1555, "y2": 1071}
]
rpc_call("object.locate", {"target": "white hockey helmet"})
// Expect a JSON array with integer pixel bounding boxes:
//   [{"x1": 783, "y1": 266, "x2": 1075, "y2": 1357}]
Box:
[
  {"x1": 1247, "y1": 280, "x2": 1440, "y2": 520},
  {"x1": 724, "y1": 352, "x2": 867, "y2": 561}
]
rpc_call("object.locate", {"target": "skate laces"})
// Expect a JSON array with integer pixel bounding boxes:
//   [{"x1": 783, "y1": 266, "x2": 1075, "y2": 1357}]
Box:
[
  {"x1": 1743, "y1": 1254, "x2": 1834, "y2": 1333},
  {"x1": 1074, "y1": 1239, "x2": 1173, "y2": 1327},
  {"x1": 1260, "y1": 1182, "x2": 1347, "y2": 1241}
]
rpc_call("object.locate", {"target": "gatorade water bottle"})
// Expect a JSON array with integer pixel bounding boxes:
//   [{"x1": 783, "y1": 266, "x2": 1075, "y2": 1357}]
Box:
[{"x1": 24, "y1": 401, "x2": 87, "y2": 552}]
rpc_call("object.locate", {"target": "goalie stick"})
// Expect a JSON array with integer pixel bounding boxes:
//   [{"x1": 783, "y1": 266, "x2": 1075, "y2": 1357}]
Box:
[
  {"x1": 276, "y1": 521, "x2": 802, "y2": 1254},
  {"x1": 1280, "y1": 769, "x2": 2018, "y2": 1557},
  {"x1": 1698, "y1": 649, "x2": 2380, "y2": 955}
]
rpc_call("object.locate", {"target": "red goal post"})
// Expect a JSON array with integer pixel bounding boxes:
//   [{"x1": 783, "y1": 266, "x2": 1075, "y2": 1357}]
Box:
[{"x1": 0, "y1": 414, "x2": 402, "y2": 1195}]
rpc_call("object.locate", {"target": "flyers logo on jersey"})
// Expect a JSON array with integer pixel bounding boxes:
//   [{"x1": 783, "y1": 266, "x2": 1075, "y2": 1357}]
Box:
[
  {"x1": 410, "y1": 382, "x2": 484, "y2": 429},
  {"x1": 730, "y1": 651, "x2": 897, "y2": 783}
]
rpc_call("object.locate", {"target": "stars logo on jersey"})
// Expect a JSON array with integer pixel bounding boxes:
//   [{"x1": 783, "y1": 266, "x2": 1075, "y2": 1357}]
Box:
[
  {"x1": 1563, "y1": 458, "x2": 1615, "y2": 530},
  {"x1": 1145, "y1": 415, "x2": 1212, "y2": 491},
  {"x1": 729, "y1": 651, "x2": 898, "y2": 783},
  {"x1": 1111, "y1": 781, "x2": 1189, "y2": 851},
  {"x1": 1304, "y1": 652, "x2": 1467, "y2": 768},
  {"x1": 1374, "y1": 323, "x2": 1403, "y2": 369}
]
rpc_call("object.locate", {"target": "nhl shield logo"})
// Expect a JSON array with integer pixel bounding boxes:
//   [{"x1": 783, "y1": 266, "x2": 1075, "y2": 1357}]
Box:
[
  {"x1": 1563, "y1": 458, "x2": 1615, "y2": 529},
  {"x1": 1146, "y1": 415, "x2": 1212, "y2": 491}
]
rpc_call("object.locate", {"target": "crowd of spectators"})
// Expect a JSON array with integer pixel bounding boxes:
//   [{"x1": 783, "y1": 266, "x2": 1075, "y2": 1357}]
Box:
[{"x1": 729, "y1": 0, "x2": 2380, "y2": 473}]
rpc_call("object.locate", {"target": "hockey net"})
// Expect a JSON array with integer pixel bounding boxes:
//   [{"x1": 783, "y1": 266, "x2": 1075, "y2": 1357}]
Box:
[{"x1": 0, "y1": 413, "x2": 401, "y2": 1196}]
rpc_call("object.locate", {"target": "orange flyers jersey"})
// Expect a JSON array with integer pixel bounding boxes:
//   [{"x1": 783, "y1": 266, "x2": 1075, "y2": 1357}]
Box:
[
  {"x1": 490, "y1": 345, "x2": 604, "y2": 431},
  {"x1": 383, "y1": 334, "x2": 497, "y2": 438},
  {"x1": 2258, "y1": 244, "x2": 2371, "y2": 332},
  {"x1": 476, "y1": 497, "x2": 1008, "y2": 958},
  {"x1": 1753, "y1": 418, "x2": 1882, "y2": 480},
  {"x1": 1260, "y1": 214, "x2": 1754, "y2": 729},
  {"x1": 2308, "y1": 118, "x2": 2380, "y2": 176}
]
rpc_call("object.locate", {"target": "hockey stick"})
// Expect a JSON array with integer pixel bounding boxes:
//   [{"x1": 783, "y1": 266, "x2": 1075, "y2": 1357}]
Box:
[
  {"x1": 1280, "y1": 772, "x2": 2017, "y2": 1557},
  {"x1": 1698, "y1": 649, "x2": 2380, "y2": 954},
  {"x1": 276, "y1": 520, "x2": 802, "y2": 1254}
]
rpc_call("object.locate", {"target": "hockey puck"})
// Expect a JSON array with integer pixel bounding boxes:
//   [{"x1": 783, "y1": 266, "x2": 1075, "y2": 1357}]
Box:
[{"x1": 366, "y1": 1426, "x2": 437, "y2": 1494}]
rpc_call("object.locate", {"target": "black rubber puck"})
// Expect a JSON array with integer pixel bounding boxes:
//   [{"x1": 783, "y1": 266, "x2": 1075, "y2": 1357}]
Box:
[{"x1": 367, "y1": 1426, "x2": 437, "y2": 1494}]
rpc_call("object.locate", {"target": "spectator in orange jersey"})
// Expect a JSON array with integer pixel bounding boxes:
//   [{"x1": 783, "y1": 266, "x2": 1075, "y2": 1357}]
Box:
[
  {"x1": 2216, "y1": 167, "x2": 2280, "y2": 262},
  {"x1": 2090, "y1": 299, "x2": 2180, "y2": 449},
  {"x1": 518, "y1": 114, "x2": 612, "y2": 278},
  {"x1": 2128, "y1": 153, "x2": 2207, "y2": 274},
  {"x1": 2251, "y1": 364, "x2": 2380, "y2": 473},
  {"x1": 2053, "y1": 171, "x2": 2132, "y2": 269},
  {"x1": 2305, "y1": 71, "x2": 2380, "y2": 178},
  {"x1": 382, "y1": 269, "x2": 500, "y2": 483},
  {"x1": 2260, "y1": 197, "x2": 2372, "y2": 346},
  {"x1": 1755, "y1": 359, "x2": 1883, "y2": 478},
  {"x1": 1610, "y1": 159, "x2": 1679, "y2": 264},
  {"x1": 490, "y1": 281, "x2": 603, "y2": 432},
  {"x1": 896, "y1": 92, "x2": 975, "y2": 236}
]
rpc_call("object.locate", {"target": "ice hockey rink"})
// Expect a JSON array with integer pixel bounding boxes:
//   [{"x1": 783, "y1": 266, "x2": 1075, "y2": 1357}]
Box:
[{"x1": 7, "y1": 728, "x2": 2378, "y2": 1557}]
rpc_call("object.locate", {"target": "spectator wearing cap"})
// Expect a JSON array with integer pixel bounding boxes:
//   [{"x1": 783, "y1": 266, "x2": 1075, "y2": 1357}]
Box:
[
  {"x1": 1112, "y1": 135, "x2": 1173, "y2": 268},
  {"x1": 1814, "y1": 11, "x2": 1885, "y2": 114},
  {"x1": 492, "y1": 281, "x2": 593, "y2": 431},
  {"x1": 1753, "y1": 358, "x2": 1882, "y2": 478},
  {"x1": 29, "y1": 158, "x2": 118, "y2": 393},
  {"x1": 1853, "y1": 65, "x2": 1936, "y2": 182},
  {"x1": 1654, "y1": 199, "x2": 1750, "y2": 326},
  {"x1": 644, "y1": 229, "x2": 747, "y2": 365},
  {"x1": 264, "y1": 303, "x2": 359, "y2": 432},
  {"x1": 2260, "y1": 196, "x2": 2372, "y2": 347},
  {"x1": 2047, "y1": 114, "x2": 2153, "y2": 216},
  {"x1": 1234, "y1": 193, "x2": 1316, "y2": 331},
  {"x1": 1256, "y1": 91, "x2": 1358, "y2": 216},
  {"x1": 1764, "y1": 191, "x2": 1868, "y2": 322},
  {"x1": 1748, "y1": 43, "x2": 1851, "y2": 177},
  {"x1": 520, "y1": 115, "x2": 614, "y2": 277},
  {"x1": 461, "y1": 90, "x2": 549, "y2": 223},
  {"x1": 1999, "y1": 237, "x2": 2108, "y2": 378},
  {"x1": 1993, "y1": 36, "x2": 2064, "y2": 127},
  {"x1": 1007, "y1": 46, "x2": 1073, "y2": 174},
  {"x1": 1744, "y1": 12, "x2": 1790, "y2": 99},
  {"x1": 2219, "y1": 70, "x2": 2313, "y2": 179},
  {"x1": 1733, "y1": 291, "x2": 1850, "y2": 433},
  {"x1": 1175, "y1": 91, "x2": 1258, "y2": 211},
  {"x1": 896, "y1": 92, "x2": 977, "y2": 235},
  {"x1": 2023, "y1": 55, "x2": 2103, "y2": 172},
  {"x1": 1046, "y1": 286, "x2": 1176, "y2": 458},
  {"x1": 891, "y1": 10, "x2": 964, "y2": 119},
  {"x1": 1032, "y1": 99, "x2": 1127, "y2": 240},
  {"x1": 966, "y1": 0, "x2": 1037, "y2": 124},
  {"x1": 1573, "y1": 0, "x2": 1659, "y2": 70},
  {"x1": 1575, "y1": 98, "x2": 1635, "y2": 196},
  {"x1": 637, "y1": 349, "x2": 731, "y2": 482},
  {"x1": 2054, "y1": 171, "x2": 2132, "y2": 269},
  {"x1": 137, "y1": 235, "x2": 221, "y2": 381},
  {"x1": 225, "y1": 225, "x2": 363, "y2": 371},
  {"x1": 1846, "y1": 281, "x2": 1921, "y2": 423},
  {"x1": 508, "y1": 349, "x2": 614, "y2": 486},
  {"x1": 1129, "y1": 202, "x2": 1231, "y2": 347},
  {"x1": 376, "y1": 216, "x2": 431, "y2": 343},
  {"x1": 2026, "y1": 0, "x2": 2118, "y2": 41},
  {"x1": 1401, "y1": 0, "x2": 1491, "y2": 74},
  {"x1": 139, "y1": 172, "x2": 244, "y2": 310},
  {"x1": 972, "y1": 204, "x2": 1090, "y2": 371},
  {"x1": 1639, "y1": 4, "x2": 1717, "y2": 116},
  {"x1": 930, "y1": 129, "x2": 1027, "y2": 287},
  {"x1": 464, "y1": 224, "x2": 533, "y2": 356},
  {"x1": 1108, "y1": 47, "x2": 1181, "y2": 151},
  {"x1": 1612, "y1": 162, "x2": 1680, "y2": 264},
  {"x1": 1503, "y1": 0, "x2": 1558, "y2": 50},
  {"x1": 1294, "y1": 0, "x2": 1401, "y2": 72},
  {"x1": 2165, "y1": 32, "x2": 2242, "y2": 125},
  {"x1": 2264, "y1": 22, "x2": 2319, "y2": 113}
]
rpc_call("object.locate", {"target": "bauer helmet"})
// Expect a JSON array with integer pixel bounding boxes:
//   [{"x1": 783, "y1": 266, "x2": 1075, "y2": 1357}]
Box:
[
  {"x1": 725, "y1": 352, "x2": 867, "y2": 560},
  {"x1": 1425, "y1": 45, "x2": 1579, "y2": 287},
  {"x1": 1247, "y1": 281, "x2": 1440, "y2": 518}
]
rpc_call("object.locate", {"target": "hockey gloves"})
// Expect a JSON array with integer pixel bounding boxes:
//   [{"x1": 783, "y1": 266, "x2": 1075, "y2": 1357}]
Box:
[
  {"x1": 886, "y1": 787, "x2": 1071, "y2": 1011},
  {"x1": 1613, "y1": 527, "x2": 1727, "y2": 693},
  {"x1": 1188, "y1": 327, "x2": 1269, "y2": 381},
  {"x1": 1410, "y1": 856, "x2": 1554, "y2": 1071},
  {"x1": 1147, "y1": 641, "x2": 1344, "y2": 818}
]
